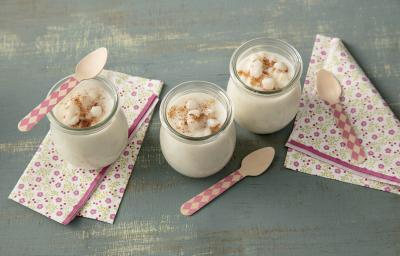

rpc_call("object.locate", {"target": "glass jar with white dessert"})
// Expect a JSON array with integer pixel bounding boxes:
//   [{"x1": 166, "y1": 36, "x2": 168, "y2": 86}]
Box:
[
  {"x1": 47, "y1": 75, "x2": 128, "y2": 169},
  {"x1": 159, "y1": 81, "x2": 236, "y2": 178},
  {"x1": 227, "y1": 37, "x2": 303, "y2": 134}
]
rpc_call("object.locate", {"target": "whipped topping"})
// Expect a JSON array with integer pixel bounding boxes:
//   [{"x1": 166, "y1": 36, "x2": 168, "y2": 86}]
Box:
[
  {"x1": 53, "y1": 79, "x2": 113, "y2": 128},
  {"x1": 167, "y1": 93, "x2": 226, "y2": 137},
  {"x1": 237, "y1": 51, "x2": 294, "y2": 91}
]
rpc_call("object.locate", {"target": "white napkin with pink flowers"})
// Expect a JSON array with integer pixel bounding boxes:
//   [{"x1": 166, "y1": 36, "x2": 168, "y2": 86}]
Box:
[
  {"x1": 9, "y1": 70, "x2": 163, "y2": 224},
  {"x1": 285, "y1": 35, "x2": 400, "y2": 194}
]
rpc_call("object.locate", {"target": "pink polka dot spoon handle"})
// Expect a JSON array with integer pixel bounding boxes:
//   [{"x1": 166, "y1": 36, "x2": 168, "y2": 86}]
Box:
[
  {"x1": 18, "y1": 77, "x2": 79, "y2": 132},
  {"x1": 331, "y1": 103, "x2": 366, "y2": 163},
  {"x1": 180, "y1": 170, "x2": 244, "y2": 216},
  {"x1": 180, "y1": 147, "x2": 275, "y2": 216}
]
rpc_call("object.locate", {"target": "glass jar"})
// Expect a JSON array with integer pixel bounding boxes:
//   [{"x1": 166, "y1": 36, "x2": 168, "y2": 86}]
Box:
[
  {"x1": 159, "y1": 81, "x2": 236, "y2": 178},
  {"x1": 47, "y1": 75, "x2": 128, "y2": 169},
  {"x1": 227, "y1": 37, "x2": 303, "y2": 134}
]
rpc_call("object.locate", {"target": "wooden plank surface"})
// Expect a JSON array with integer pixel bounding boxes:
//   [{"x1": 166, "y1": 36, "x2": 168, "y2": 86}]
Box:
[{"x1": 0, "y1": 0, "x2": 399, "y2": 255}]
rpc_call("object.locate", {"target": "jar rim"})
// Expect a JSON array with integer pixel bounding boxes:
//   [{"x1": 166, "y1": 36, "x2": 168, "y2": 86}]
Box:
[
  {"x1": 159, "y1": 80, "x2": 233, "y2": 142},
  {"x1": 46, "y1": 74, "x2": 119, "y2": 135},
  {"x1": 229, "y1": 37, "x2": 303, "y2": 96}
]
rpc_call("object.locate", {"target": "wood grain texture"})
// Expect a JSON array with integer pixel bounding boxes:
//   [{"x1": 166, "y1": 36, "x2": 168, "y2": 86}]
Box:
[{"x1": 0, "y1": 0, "x2": 399, "y2": 255}]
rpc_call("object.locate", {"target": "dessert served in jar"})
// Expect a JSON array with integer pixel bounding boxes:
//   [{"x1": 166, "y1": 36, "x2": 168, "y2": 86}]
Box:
[
  {"x1": 227, "y1": 37, "x2": 303, "y2": 134},
  {"x1": 47, "y1": 75, "x2": 128, "y2": 169},
  {"x1": 159, "y1": 81, "x2": 236, "y2": 178}
]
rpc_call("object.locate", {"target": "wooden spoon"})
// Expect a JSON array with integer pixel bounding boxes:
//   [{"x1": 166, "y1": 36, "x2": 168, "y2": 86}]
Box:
[
  {"x1": 180, "y1": 147, "x2": 275, "y2": 216},
  {"x1": 316, "y1": 69, "x2": 366, "y2": 163},
  {"x1": 18, "y1": 47, "x2": 108, "y2": 132}
]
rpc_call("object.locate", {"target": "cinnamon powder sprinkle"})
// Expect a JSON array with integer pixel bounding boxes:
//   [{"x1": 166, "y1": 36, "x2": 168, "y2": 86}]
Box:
[{"x1": 70, "y1": 95, "x2": 102, "y2": 128}]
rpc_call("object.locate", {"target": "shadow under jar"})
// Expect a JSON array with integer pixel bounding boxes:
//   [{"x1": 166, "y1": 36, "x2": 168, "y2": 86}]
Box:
[
  {"x1": 159, "y1": 81, "x2": 236, "y2": 178},
  {"x1": 47, "y1": 75, "x2": 128, "y2": 169},
  {"x1": 227, "y1": 37, "x2": 303, "y2": 134}
]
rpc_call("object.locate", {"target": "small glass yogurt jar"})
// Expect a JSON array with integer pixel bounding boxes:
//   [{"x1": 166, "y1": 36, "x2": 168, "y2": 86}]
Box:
[
  {"x1": 47, "y1": 75, "x2": 128, "y2": 169},
  {"x1": 227, "y1": 37, "x2": 303, "y2": 134},
  {"x1": 159, "y1": 81, "x2": 236, "y2": 178}
]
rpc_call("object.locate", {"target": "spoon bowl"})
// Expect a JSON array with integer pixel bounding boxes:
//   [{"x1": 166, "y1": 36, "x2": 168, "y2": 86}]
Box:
[
  {"x1": 240, "y1": 147, "x2": 275, "y2": 176},
  {"x1": 75, "y1": 47, "x2": 108, "y2": 81},
  {"x1": 316, "y1": 69, "x2": 342, "y2": 104}
]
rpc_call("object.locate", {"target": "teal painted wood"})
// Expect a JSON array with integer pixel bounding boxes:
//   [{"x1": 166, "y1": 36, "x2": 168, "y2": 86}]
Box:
[{"x1": 0, "y1": 0, "x2": 399, "y2": 255}]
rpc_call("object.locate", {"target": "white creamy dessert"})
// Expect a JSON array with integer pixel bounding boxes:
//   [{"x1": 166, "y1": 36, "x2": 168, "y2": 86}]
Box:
[
  {"x1": 48, "y1": 76, "x2": 128, "y2": 169},
  {"x1": 236, "y1": 51, "x2": 294, "y2": 91},
  {"x1": 227, "y1": 38, "x2": 303, "y2": 134},
  {"x1": 160, "y1": 81, "x2": 236, "y2": 178},
  {"x1": 166, "y1": 93, "x2": 226, "y2": 138},
  {"x1": 53, "y1": 79, "x2": 113, "y2": 128}
]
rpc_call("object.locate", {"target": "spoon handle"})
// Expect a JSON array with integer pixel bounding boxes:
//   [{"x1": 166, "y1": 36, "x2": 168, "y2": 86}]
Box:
[
  {"x1": 18, "y1": 77, "x2": 79, "y2": 132},
  {"x1": 180, "y1": 170, "x2": 244, "y2": 216},
  {"x1": 331, "y1": 103, "x2": 366, "y2": 163}
]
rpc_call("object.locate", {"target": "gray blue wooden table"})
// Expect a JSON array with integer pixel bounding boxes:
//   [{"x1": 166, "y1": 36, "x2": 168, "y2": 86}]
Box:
[{"x1": 1, "y1": 0, "x2": 399, "y2": 255}]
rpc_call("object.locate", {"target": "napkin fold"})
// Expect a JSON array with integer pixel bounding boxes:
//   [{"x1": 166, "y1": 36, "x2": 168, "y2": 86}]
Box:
[
  {"x1": 285, "y1": 34, "x2": 400, "y2": 194},
  {"x1": 9, "y1": 70, "x2": 163, "y2": 224}
]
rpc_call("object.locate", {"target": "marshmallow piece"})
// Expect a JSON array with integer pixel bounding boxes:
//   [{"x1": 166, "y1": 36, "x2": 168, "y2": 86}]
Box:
[
  {"x1": 236, "y1": 60, "x2": 247, "y2": 71},
  {"x1": 185, "y1": 99, "x2": 199, "y2": 110},
  {"x1": 187, "y1": 115, "x2": 204, "y2": 131},
  {"x1": 78, "y1": 95, "x2": 93, "y2": 110},
  {"x1": 207, "y1": 118, "x2": 220, "y2": 128},
  {"x1": 249, "y1": 59, "x2": 263, "y2": 78},
  {"x1": 187, "y1": 109, "x2": 204, "y2": 131},
  {"x1": 88, "y1": 89, "x2": 100, "y2": 100},
  {"x1": 275, "y1": 73, "x2": 290, "y2": 88},
  {"x1": 273, "y1": 62, "x2": 288, "y2": 72},
  {"x1": 63, "y1": 102, "x2": 80, "y2": 126},
  {"x1": 90, "y1": 105, "x2": 102, "y2": 118},
  {"x1": 272, "y1": 69, "x2": 281, "y2": 79},
  {"x1": 187, "y1": 109, "x2": 201, "y2": 118},
  {"x1": 261, "y1": 77, "x2": 276, "y2": 91}
]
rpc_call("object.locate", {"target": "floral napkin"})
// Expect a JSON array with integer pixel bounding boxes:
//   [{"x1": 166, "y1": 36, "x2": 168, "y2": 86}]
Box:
[
  {"x1": 9, "y1": 70, "x2": 163, "y2": 224},
  {"x1": 285, "y1": 34, "x2": 400, "y2": 194}
]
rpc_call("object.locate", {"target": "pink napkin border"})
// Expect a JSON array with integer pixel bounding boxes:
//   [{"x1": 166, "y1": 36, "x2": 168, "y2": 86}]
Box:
[{"x1": 287, "y1": 140, "x2": 400, "y2": 186}]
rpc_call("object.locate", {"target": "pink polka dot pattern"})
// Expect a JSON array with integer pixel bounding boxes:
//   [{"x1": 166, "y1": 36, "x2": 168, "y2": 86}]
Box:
[
  {"x1": 9, "y1": 70, "x2": 164, "y2": 224},
  {"x1": 285, "y1": 35, "x2": 400, "y2": 195}
]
